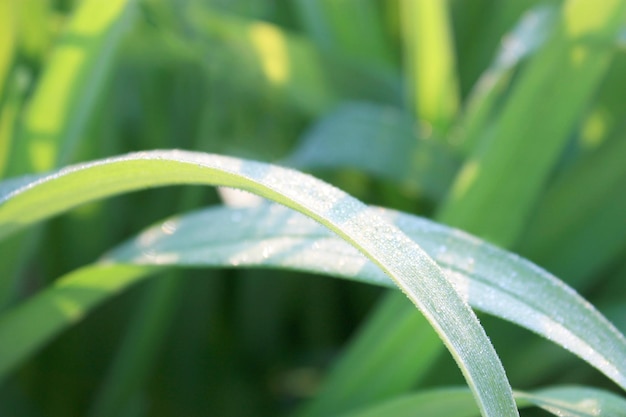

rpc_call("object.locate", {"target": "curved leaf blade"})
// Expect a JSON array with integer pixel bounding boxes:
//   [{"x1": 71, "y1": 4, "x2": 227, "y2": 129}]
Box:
[
  {"x1": 107, "y1": 203, "x2": 626, "y2": 391},
  {"x1": 0, "y1": 150, "x2": 518, "y2": 416}
]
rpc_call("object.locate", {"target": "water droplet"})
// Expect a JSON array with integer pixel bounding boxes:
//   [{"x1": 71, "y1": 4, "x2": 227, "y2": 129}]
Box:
[{"x1": 161, "y1": 220, "x2": 178, "y2": 235}]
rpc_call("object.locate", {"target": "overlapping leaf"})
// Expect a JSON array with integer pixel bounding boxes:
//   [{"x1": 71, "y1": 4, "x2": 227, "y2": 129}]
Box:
[{"x1": 105, "y1": 202, "x2": 626, "y2": 392}]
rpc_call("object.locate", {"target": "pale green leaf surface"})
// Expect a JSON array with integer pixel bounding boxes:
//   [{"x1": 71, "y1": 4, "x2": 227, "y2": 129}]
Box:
[
  {"x1": 338, "y1": 386, "x2": 626, "y2": 417},
  {"x1": 0, "y1": 150, "x2": 518, "y2": 417},
  {"x1": 285, "y1": 102, "x2": 459, "y2": 201},
  {"x1": 105, "y1": 203, "x2": 626, "y2": 391}
]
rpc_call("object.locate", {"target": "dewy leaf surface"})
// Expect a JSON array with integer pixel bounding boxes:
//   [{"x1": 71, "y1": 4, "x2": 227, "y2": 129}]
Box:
[
  {"x1": 105, "y1": 203, "x2": 626, "y2": 391},
  {"x1": 0, "y1": 150, "x2": 518, "y2": 417}
]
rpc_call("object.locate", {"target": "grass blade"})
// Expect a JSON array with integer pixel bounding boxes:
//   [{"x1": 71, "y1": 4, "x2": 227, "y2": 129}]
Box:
[
  {"x1": 105, "y1": 203, "x2": 626, "y2": 391},
  {"x1": 0, "y1": 0, "x2": 17, "y2": 104},
  {"x1": 401, "y1": 0, "x2": 459, "y2": 134},
  {"x1": 452, "y1": 5, "x2": 556, "y2": 153},
  {"x1": 0, "y1": 264, "x2": 159, "y2": 380},
  {"x1": 438, "y1": 0, "x2": 626, "y2": 246},
  {"x1": 0, "y1": 150, "x2": 518, "y2": 416},
  {"x1": 292, "y1": 293, "x2": 442, "y2": 417},
  {"x1": 519, "y1": 125, "x2": 626, "y2": 290},
  {"x1": 2, "y1": 199, "x2": 625, "y2": 406}
]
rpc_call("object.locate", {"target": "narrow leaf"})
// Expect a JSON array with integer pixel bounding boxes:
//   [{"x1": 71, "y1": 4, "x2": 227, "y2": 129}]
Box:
[
  {"x1": 439, "y1": 0, "x2": 626, "y2": 246},
  {"x1": 0, "y1": 0, "x2": 17, "y2": 104},
  {"x1": 106, "y1": 203, "x2": 626, "y2": 391},
  {"x1": 401, "y1": 0, "x2": 459, "y2": 134},
  {"x1": 286, "y1": 102, "x2": 459, "y2": 201},
  {"x1": 453, "y1": 5, "x2": 556, "y2": 153},
  {"x1": 7, "y1": 0, "x2": 137, "y2": 175}
]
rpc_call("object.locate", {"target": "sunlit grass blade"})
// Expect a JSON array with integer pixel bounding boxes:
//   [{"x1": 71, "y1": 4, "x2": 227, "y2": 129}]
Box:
[
  {"x1": 337, "y1": 385, "x2": 626, "y2": 417},
  {"x1": 0, "y1": 0, "x2": 17, "y2": 105},
  {"x1": 401, "y1": 0, "x2": 459, "y2": 134},
  {"x1": 285, "y1": 102, "x2": 459, "y2": 201},
  {"x1": 7, "y1": 0, "x2": 137, "y2": 175},
  {"x1": 0, "y1": 150, "x2": 518, "y2": 416},
  {"x1": 438, "y1": 0, "x2": 626, "y2": 247}
]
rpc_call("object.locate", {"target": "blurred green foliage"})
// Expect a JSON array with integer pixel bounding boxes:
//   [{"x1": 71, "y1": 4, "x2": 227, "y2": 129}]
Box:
[{"x1": 0, "y1": 0, "x2": 625, "y2": 416}]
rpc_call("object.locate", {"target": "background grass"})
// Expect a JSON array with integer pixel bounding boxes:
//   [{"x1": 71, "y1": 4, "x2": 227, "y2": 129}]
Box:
[{"x1": 0, "y1": 0, "x2": 625, "y2": 416}]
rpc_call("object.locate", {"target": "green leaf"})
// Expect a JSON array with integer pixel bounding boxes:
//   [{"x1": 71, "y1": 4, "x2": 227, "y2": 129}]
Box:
[
  {"x1": 519, "y1": 113, "x2": 626, "y2": 290},
  {"x1": 0, "y1": 150, "x2": 518, "y2": 417},
  {"x1": 0, "y1": 0, "x2": 17, "y2": 105},
  {"x1": 286, "y1": 102, "x2": 460, "y2": 201},
  {"x1": 293, "y1": 293, "x2": 441, "y2": 417},
  {"x1": 104, "y1": 202, "x2": 626, "y2": 392},
  {"x1": 438, "y1": 0, "x2": 626, "y2": 247},
  {"x1": 338, "y1": 387, "x2": 479, "y2": 417},
  {"x1": 187, "y1": 5, "x2": 336, "y2": 116},
  {"x1": 452, "y1": 4, "x2": 557, "y2": 153},
  {"x1": 7, "y1": 0, "x2": 137, "y2": 175},
  {"x1": 401, "y1": 0, "x2": 459, "y2": 134}
]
